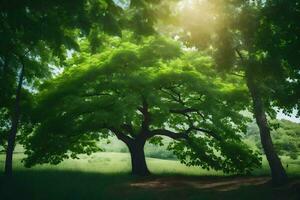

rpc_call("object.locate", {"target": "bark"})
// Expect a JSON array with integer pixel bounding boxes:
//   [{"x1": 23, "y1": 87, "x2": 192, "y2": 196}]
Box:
[
  {"x1": 1, "y1": 56, "x2": 8, "y2": 75},
  {"x1": 246, "y1": 69, "x2": 288, "y2": 186},
  {"x1": 127, "y1": 139, "x2": 150, "y2": 176},
  {"x1": 4, "y1": 58, "x2": 25, "y2": 176},
  {"x1": 0, "y1": 56, "x2": 10, "y2": 105}
]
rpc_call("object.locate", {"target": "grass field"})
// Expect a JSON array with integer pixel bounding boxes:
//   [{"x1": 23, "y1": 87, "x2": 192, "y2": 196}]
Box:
[
  {"x1": 1, "y1": 152, "x2": 299, "y2": 176},
  {"x1": 0, "y1": 152, "x2": 224, "y2": 175},
  {"x1": 0, "y1": 152, "x2": 299, "y2": 200}
]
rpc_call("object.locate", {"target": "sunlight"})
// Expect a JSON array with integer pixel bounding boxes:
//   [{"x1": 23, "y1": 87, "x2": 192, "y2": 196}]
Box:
[
  {"x1": 178, "y1": 0, "x2": 218, "y2": 24},
  {"x1": 177, "y1": 0, "x2": 221, "y2": 45}
]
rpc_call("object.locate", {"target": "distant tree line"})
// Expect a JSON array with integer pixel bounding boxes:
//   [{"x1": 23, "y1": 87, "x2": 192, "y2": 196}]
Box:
[{"x1": 246, "y1": 119, "x2": 300, "y2": 160}]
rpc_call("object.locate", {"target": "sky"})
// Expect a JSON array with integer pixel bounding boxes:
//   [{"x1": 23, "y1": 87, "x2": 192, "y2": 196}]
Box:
[
  {"x1": 113, "y1": 0, "x2": 130, "y2": 9},
  {"x1": 276, "y1": 109, "x2": 300, "y2": 123}
]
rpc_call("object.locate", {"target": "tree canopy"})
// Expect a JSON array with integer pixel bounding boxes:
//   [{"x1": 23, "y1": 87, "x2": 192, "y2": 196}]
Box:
[{"x1": 23, "y1": 33, "x2": 260, "y2": 175}]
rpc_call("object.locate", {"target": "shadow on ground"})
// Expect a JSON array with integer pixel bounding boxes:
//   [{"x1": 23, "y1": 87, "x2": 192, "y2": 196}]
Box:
[
  {"x1": 0, "y1": 170, "x2": 299, "y2": 200},
  {"x1": 129, "y1": 176, "x2": 271, "y2": 191}
]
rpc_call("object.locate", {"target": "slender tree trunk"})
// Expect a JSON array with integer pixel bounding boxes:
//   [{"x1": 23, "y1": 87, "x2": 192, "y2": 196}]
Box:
[
  {"x1": 127, "y1": 139, "x2": 150, "y2": 176},
  {"x1": 1, "y1": 56, "x2": 8, "y2": 75},
  {"x1": 4, "y1": 59, "x2": 25, "y2": 176},
  {"x1": 246, "y1": 69, "x2": 288, "y2": 186},
  {"x1": 0, "y1": 56, "x2": 10, "y2": 105}
]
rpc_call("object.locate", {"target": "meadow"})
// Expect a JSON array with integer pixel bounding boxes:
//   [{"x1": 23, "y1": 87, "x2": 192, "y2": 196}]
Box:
[
  {"x1": 0, "y1": 151, "x2": 299, "y2": 200},
  {"x1": 0, "y1": 152, "x2": 300, "y2": 176}
]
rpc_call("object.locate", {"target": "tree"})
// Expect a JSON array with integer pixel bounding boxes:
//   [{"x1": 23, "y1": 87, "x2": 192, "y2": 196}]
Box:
[
  {"x1": 173, "y1": 0, "x2": 299, "y2": 185},
  {"x1": 0, "y1": 0, "x2": 180, "y2": 176},
  {"x1": 22, "y1": 34, "x2": 260, "y2": 176},
  {"x1": 0, "y1": 0, "x2": 122, "y2": 176}
]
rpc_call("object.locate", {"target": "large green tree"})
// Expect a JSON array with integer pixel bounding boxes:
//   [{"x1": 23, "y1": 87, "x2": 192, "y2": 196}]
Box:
[
  {"x1": 0, "y1": 0, "x2": 182, "y2": 176},
  {"x1": 174, "y1": 0, "x2": 300, "y2": 185},
  {"x1": 23, "y1": 34, "x2": 260, "y2": 176}
]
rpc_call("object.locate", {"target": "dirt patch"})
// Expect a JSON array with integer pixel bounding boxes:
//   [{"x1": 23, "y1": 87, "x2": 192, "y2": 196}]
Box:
[{"x1": 129, "y1": 177, "x2": 271, "y2": 191}]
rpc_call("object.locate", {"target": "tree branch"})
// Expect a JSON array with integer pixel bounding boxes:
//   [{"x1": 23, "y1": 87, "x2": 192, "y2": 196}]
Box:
[
  {"x1": 235, "y1": 48, "x2": 245, "y2": 63},
  {"x1": 81, "y1": 92, "x2": 112, "y2": 98},
  {"x1": 229, "y1": 72, "x2": 245, "y2": 78},
  {"x1": 108, "y1": 127, "x2": 133, "y2": 144},
  {"x1": 151, "y1": 126, "x2": 222, "y2": 142},
  {"x1": 160, "y1": 87, "x2": 185, "y2": 105},
  {"x1": 150, "y1": 128, "x2": 191, "y2": 140},
  {"x1": 120, "y1": 123, "x2": 135, "y2": 137},
  {"x1": 170, "y1": 108, "x2": 198, "y2": 114},
  {"x1": 192, "y1": 127, "x2": 223, "y2": 141}
]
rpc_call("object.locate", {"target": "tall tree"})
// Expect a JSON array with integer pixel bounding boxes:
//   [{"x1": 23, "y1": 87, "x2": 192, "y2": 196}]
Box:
[
  {"x1": 22, "y1": 34, "x2": 260, "y2": 176},
  {"x1": 174, "y1": 0, "x2": 300, "y2": 185},
  {"x1": 0, "y1": 0, "x2": 122, "y2": 176}
]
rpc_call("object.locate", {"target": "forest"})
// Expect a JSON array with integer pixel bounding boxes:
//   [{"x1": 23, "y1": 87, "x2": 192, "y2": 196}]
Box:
[{"x1": 0, "y1": 0, "x2": 299, "y2": 200}]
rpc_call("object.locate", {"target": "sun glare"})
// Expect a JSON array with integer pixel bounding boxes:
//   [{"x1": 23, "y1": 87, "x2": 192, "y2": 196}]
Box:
[{"x1": 178, "y1": 0, "x2": 219, "y2": 28}]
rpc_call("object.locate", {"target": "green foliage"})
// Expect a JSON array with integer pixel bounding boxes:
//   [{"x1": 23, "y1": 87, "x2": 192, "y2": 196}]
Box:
[
  {"x1": 175, "y1": 0, "x2": 300, "y2": 116},
  {"x1": 0, "y1": 0, "x2": 131, "y2": 156},
  {"x1": 22, "y1": 33, "x2": 260, "y2": 174},
  {"x1": 246, "y1": 119, "x2": 300, "y2": 160},
  {"x1": 148, "y1": 136, "x2": 164, "y2": 146},
  {"x1": 0, "y1": 108, "x2": 10, "y2": 151},
  {"x1": 0, "y1": 0, "x2": 88, "y2": 149},
  {"x1": 172, "y1": 0, "x2": 299, "y2": 182},
  {"x1": 0, "y1": 0, "x2": 125, "y2": 102},
  {"x1": 145, "y1": 144, "x2": 177, "y2": 160},
  {"x1": 168, "y1": 135, "x2": 261, "y2": 174}
]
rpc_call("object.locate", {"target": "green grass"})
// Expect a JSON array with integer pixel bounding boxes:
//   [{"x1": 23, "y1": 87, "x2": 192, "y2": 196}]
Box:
[
  {"x1": 0, "y1": 152, "x2": 299, "y2": 200},
  {"x1": 252, "y1": 155, "x2": 300, "y2": 176},
  {"x1": 0, "y1": 152, "x2": 224, "y2": 175},
  {"x1": 1, "y1": 152, "x2": 299, "y2": 176}
]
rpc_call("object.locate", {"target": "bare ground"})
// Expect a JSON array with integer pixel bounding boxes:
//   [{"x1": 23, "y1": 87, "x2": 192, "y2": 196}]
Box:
[
  {"x1": 129, "y1": 176, "x2": 272, "y2": 191},
  {"x1": 110, "y1": 176, "x2": 300, "y2": 200}
]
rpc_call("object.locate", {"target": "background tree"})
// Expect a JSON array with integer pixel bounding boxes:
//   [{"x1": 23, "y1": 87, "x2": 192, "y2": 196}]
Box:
[
  {"x1": 0, "y1": 0, "x2": 123, "y2": 176},
  {"x1": 171, "y1": 0, "x2": 300, "y2": 185},
  {"x1": 246, "y1": 119, "x2": 300, "y2": 160},
  {"x1": 22, "y1": 34, "x2": 260, "y2": 176}
]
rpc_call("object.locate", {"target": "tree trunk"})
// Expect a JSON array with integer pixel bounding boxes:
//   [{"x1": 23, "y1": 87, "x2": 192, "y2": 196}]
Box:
[
  {"x1": 127, "y1": 140, "x2": 150, "y2": 176},
  {"x1": 0, "y1": 56, "x2": 10, "y2": 105},
  {"x1": 4, "y1": 59, "x2": 25, "y2": 176},
  {"x1": 246, "y1": 70, "x2": 288, "y2": 186}
]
